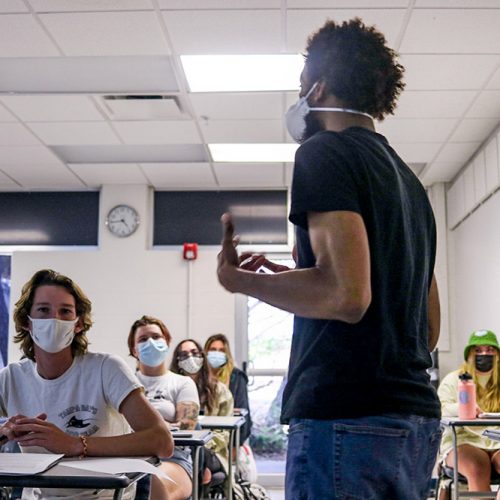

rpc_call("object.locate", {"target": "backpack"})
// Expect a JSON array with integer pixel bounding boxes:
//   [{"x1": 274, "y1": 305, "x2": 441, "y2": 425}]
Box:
[{"x1": 232, "y1": 475, "x2": 271, "y2": 500}]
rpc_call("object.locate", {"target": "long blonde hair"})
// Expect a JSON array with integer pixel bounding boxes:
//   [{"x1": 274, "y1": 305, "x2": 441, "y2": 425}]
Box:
[
  {"x1": 461, "y1": 352, "x2": 500, "y2": 412},
  {"x1": 204, "y1": 333, "x2": 235, "y2": 386}
]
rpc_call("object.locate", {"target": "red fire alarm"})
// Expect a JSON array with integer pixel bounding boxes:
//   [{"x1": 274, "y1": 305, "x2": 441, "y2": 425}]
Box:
[{"x1": 183, "y1": 243, "x2": 198, "y2": 260}]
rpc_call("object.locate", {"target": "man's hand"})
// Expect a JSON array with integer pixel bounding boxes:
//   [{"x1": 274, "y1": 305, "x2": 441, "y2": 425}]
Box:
[
  {"x1": 217, "y1": 213, "x2": 241, "y2": 292},
  {"x1": 0, "y1": 413, "x2": 47, "y2": 442},
  {"x1": 11, "y1": 415, "x2": 81, "y2": 456},
  {"x1": 239, "y1": 253, "x2": 292, "y2": 273}
]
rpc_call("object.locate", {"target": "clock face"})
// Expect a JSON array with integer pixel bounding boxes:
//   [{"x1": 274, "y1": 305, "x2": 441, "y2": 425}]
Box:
[{"x1": 105, "y1": 205, "x2": 140, "y2": 238}]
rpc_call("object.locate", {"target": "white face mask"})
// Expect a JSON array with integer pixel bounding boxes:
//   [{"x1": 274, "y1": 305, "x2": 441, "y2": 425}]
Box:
[
  {"x1": 285, "y1": 81, "x2": 373, "y2": 143},
  {"x1": 28, "y1": 316, "x2": 78, "y2": 354},
  {"x1": 178, "y1": 355, "x2": 204, "y2": 374}
]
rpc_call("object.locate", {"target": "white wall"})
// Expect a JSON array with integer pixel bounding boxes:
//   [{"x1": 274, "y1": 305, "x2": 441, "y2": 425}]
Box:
[
  {"x1": 8, "y1": 184, "x2": 236, "y2": 370},
  {"x1": 446, "y1": 188, "x2": 500, "y2": 372}
]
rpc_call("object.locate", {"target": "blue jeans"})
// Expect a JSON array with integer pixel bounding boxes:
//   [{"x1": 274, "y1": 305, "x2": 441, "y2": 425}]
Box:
[{"x1": 285, "y1": 414, "x2": 441, "y2": 500}]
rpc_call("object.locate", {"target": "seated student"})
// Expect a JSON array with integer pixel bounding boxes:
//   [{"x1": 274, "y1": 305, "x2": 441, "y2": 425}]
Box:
[
  {"x1": 128, "y1": 315, "x2": 200, "y2": 500},
  {"x1": 204, "y1": 333, "x2": 252, "y2": 447},
  {"x1": 0, "y1": 269, "x2": 172, "y2": 500},
  {"x1": 438, "y1": 330, "x2": 500, "y2": 498},
  {"x1": 170, "y1": 339, "x2": 234, "y2": 484}
]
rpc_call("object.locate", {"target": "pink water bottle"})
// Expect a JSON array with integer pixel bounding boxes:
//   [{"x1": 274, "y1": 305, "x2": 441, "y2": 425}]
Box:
[{"x1": 458, "y1": 372, "x2": 476, "y2": 420}]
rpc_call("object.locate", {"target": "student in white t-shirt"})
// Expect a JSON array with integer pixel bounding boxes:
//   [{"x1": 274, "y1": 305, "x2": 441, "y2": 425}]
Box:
[
  {"x1": 128, "y1": 315, "x2": 200, "y2": 500},
  {"x1": 0, "y1": 269, "x2": 173, "y2": 500}
]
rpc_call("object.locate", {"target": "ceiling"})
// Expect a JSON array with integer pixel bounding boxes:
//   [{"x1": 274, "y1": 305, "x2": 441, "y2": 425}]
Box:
[{"x1": 0, "y1": 0, "x2": 500, "y2": 192}]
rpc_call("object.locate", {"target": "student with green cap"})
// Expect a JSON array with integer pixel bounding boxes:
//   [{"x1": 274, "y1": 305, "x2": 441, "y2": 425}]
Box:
[{"x1": 437, "y1": 329, "x2": 500, "y2": 497}]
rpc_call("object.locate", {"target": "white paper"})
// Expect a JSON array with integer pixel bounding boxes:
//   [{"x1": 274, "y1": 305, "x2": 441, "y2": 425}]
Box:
[
  {"x1": 479, "y1": 412, "x2": 500, "y2": 418},
  {"x1": 62, "y1": 458, "x2": 175, "y2": 483},
  {"x1": 0, "y1": 453, "x2": 64, "y2": 475}
]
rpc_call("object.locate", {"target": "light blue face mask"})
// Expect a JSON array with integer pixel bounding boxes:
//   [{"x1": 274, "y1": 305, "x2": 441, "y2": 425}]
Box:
[
  {"x1": 207, "y1": 351, "x2": 228, "y2": 369},
  {"x1": 138, "y1": 338, "x2": 169, "y2": 367}
]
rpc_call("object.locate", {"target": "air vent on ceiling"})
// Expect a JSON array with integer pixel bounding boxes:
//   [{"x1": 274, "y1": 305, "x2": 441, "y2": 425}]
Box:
[{"x1": 100, "y1": 94, "x2": 187, "y2": 120}]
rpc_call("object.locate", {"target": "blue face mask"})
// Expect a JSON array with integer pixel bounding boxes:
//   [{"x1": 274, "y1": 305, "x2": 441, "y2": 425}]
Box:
[
  {"x1": 138, "y1": 338, "x2": 169, "y2": 367},
  {"x1": 207, "y1": 351, "x2": 227, "y2": 369}
]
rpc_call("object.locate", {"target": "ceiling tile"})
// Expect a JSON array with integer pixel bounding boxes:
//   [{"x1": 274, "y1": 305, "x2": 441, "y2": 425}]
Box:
[
  {"x1": 393, "y1": 90, "x2": 477, "y2": 118},
  {"x1": 286, "y1": 9, "x2": 406, "y2": 52},
  {"x1": 434, "y1": 142, "x2": 481, "y2": 163},
  {"x1": 416, "y1": 0, "x2": 500, "y2": 6},
  {"x1": 390, "y1": 142, "x2": 442, "y2": 163},
  {"x1": 28, "y1": 0, "x2": 153, "y2": 11},
  {"x1": 0, "y1": 145, "x2": 62, "y2": 165},
  {"x1": 450, "y1": 118, "x2": 499, "y2": 142},
  {"x1": 0, "y1": 1, "x2": 28, "y2": 13},
  {"x1": 420, "y1": 161, "x2": 463, "y2": 185},
  {"x1": 401, "y1": 9, "x2": 500, "y2": 53},
  {"x1": 0, "y1": 95, "x2": 104, "y2": 121},
  {"x1": 113, "y1": 121, "x2": 201, "y2": 144},
  {"x1": 190, "y1": 92, "x2": 284, "y2": 120},
  {"x1": 0, "y1": 161, "x2": 84, "y2": 188},
  {"x1": 0, "y1": 123, "x2": 40, "y2": 146},
  {"x1": 40, "y1": 11, "x2": 170, "y2": 56},
  {"x1": 159, "y1": 0, "x2": 279, "y2": 7},
  {"x1": 68, "y1": 163, "x2": 148, "y2": 187},
  {"x1": 0, "y1": 169, "x2": 19, "y2": 188},
  {"x1": 288, "y1": 0, "x2": 407, "y2": 5},
  {"x1": 27, "y1": 122, "x2": 121, "y2": 145},
  {"x1": 377, "y1": 118, "x2": 458, "y2": 143},
  {"x1": 163, "y1": 10, "x2": 282, "y2": 54},
  {"x1": 200, "y1": 119, "x2": 284, "y2": 143},
  {"x1": 401, "y1": 54, "x2": 500, "y2": 91},
  {"x1": 0, "y1": 14, "x2": 59, "y2": 56},
  {"x1": 0, "y1": 104, "x2": 17, "y2": 122},
  {"x1": 486, "y1": 65, "x2": 500, "y2": 90},
  {"x1": 466, "y1": 91, "x2": 500, "y2": 119},
  {"x1": 141, "y1": 162, "x2": 216, "y2": 188},
  {"x1": 214, "y1": 162, "x2": 284, "y2": 187}
]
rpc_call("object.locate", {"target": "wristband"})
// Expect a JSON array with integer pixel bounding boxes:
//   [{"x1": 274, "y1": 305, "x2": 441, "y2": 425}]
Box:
[{"x1": 79, "y1": 435, "x2": 88, "y2": 459}]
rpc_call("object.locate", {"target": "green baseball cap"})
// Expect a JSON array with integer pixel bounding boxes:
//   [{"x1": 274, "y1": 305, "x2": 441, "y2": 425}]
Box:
[{"x1": 464, "y1": 330, "x2": 500, "y2": 360}]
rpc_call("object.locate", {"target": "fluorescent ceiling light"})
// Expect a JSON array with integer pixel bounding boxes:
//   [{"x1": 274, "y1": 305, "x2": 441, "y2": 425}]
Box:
[
  {"x1": 181, "y1": 54, "x2": 304, "y2": 92},
  {"x1": 209, "y1": 143, "x2": 298, "y2": 162}
]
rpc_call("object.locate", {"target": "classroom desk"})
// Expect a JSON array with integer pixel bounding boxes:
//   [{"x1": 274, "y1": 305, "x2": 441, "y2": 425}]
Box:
[
  {"x1": 172, "y1": 429, "x2": 213, "y2": 500},
  {"x1": 441, "y1": 417, "x2": 500, "y2": 499},
  {"x1": 199, "y1": 415, "x2": 246, "y2": 499},
  {"x1": 0, "y1": 456, "x2": 160, "y2": 500}
]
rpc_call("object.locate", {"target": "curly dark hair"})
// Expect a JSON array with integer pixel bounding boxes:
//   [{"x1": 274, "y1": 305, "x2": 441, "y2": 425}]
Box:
[
  {"x1": 170, "y1": 339, "x2": 218, "y2": 414},
  {"x1": 304, "y1": 18, "x2": 405, "y2": 120},
  {"x1": 13, "y1": 269, "x2": 92, "y2": 361}
]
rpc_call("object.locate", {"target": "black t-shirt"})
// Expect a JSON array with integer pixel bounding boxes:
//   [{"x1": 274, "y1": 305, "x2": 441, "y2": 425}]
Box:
[{"x1": 281, "y1": 127, "x2": 441, "y2": 423}]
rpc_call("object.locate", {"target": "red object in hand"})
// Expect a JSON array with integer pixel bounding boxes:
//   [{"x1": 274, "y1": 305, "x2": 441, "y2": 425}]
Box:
[{"x1": 183, "y1": 243, "x2": 198, "y2": 260}]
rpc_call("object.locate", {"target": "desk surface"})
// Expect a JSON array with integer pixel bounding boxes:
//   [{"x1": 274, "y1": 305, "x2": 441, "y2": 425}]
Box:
[
  {"x1": 0, "y1": 456, "x2": 159, "y2": 489},
  {"x1": 199, "y1": 415, "x2": 246, "y2": 429},
  {"x1": 441, "y1": 417, "x2": 500, "y2": 426},
  {"x1": 172, "y1": 429, "x2": 213, "y2": 446}
]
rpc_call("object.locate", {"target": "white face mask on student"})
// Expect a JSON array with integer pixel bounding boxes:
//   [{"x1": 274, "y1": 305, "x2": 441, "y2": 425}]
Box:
[
  {"x1": 285, "y1": 81, "x2": 373, "y2": 143},
  {"x1": 178, "y1": 355, "x2": 204, "y2": 374},
  {"x1": 28, "y1": 316, "x2": 78, "y2": 353}
]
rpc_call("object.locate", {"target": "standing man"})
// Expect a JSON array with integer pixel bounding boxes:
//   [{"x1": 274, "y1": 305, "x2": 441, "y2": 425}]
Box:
[{"x1": 217, "y1": 18, "x2": 441, "y2": 500}]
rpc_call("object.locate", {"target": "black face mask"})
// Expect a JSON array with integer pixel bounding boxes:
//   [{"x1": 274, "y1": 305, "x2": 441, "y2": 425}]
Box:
[{"x1": 475, "y1": 354, "x2": 495, "y2": 373}]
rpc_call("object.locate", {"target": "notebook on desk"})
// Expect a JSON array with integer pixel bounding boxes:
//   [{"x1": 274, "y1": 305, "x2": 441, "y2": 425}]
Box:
[{"x1": 0, "y1": 453, "x2": 63, "y2": 475}]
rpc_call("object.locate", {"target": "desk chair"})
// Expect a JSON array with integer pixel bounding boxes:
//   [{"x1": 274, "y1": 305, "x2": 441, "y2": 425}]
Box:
[{"x1": 435, "y1": 461, "x2": 500, "y2": 500}]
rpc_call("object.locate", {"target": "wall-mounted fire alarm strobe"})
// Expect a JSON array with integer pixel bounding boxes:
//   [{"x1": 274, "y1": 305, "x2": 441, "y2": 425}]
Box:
[{"x1": 183, "y1": 243, "x2": 198, "y2": 260}]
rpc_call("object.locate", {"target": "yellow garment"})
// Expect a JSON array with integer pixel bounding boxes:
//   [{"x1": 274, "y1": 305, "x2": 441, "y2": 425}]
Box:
[
  {"x1": 204, "y1": 380, "x2": 234, "y2": 473},
  {"x1": 438, "y1": 369, "x2": 500, "y2": 456}
]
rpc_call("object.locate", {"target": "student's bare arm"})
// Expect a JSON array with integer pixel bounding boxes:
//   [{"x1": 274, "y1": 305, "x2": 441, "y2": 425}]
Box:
[
  {"x1": 175, "y1": 401, "x2": 199, "y2": 430},
  {"x1": 427, "y1": 274, "x2": 440, "y2": 352},
  {"x1": 217, "y1": 211, "x2": 371, "y2": 323}
]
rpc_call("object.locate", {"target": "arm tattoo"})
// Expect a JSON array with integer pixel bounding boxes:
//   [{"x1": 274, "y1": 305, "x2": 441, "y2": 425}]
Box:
[{"x1": 176, "y1": 402, "x2": 199, "y2": 430}]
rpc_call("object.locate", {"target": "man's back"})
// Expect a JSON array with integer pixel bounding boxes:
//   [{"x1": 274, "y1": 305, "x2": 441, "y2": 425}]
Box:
[{"x1": 282, "y1": 127, "x2": 440, "y2": 422}]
